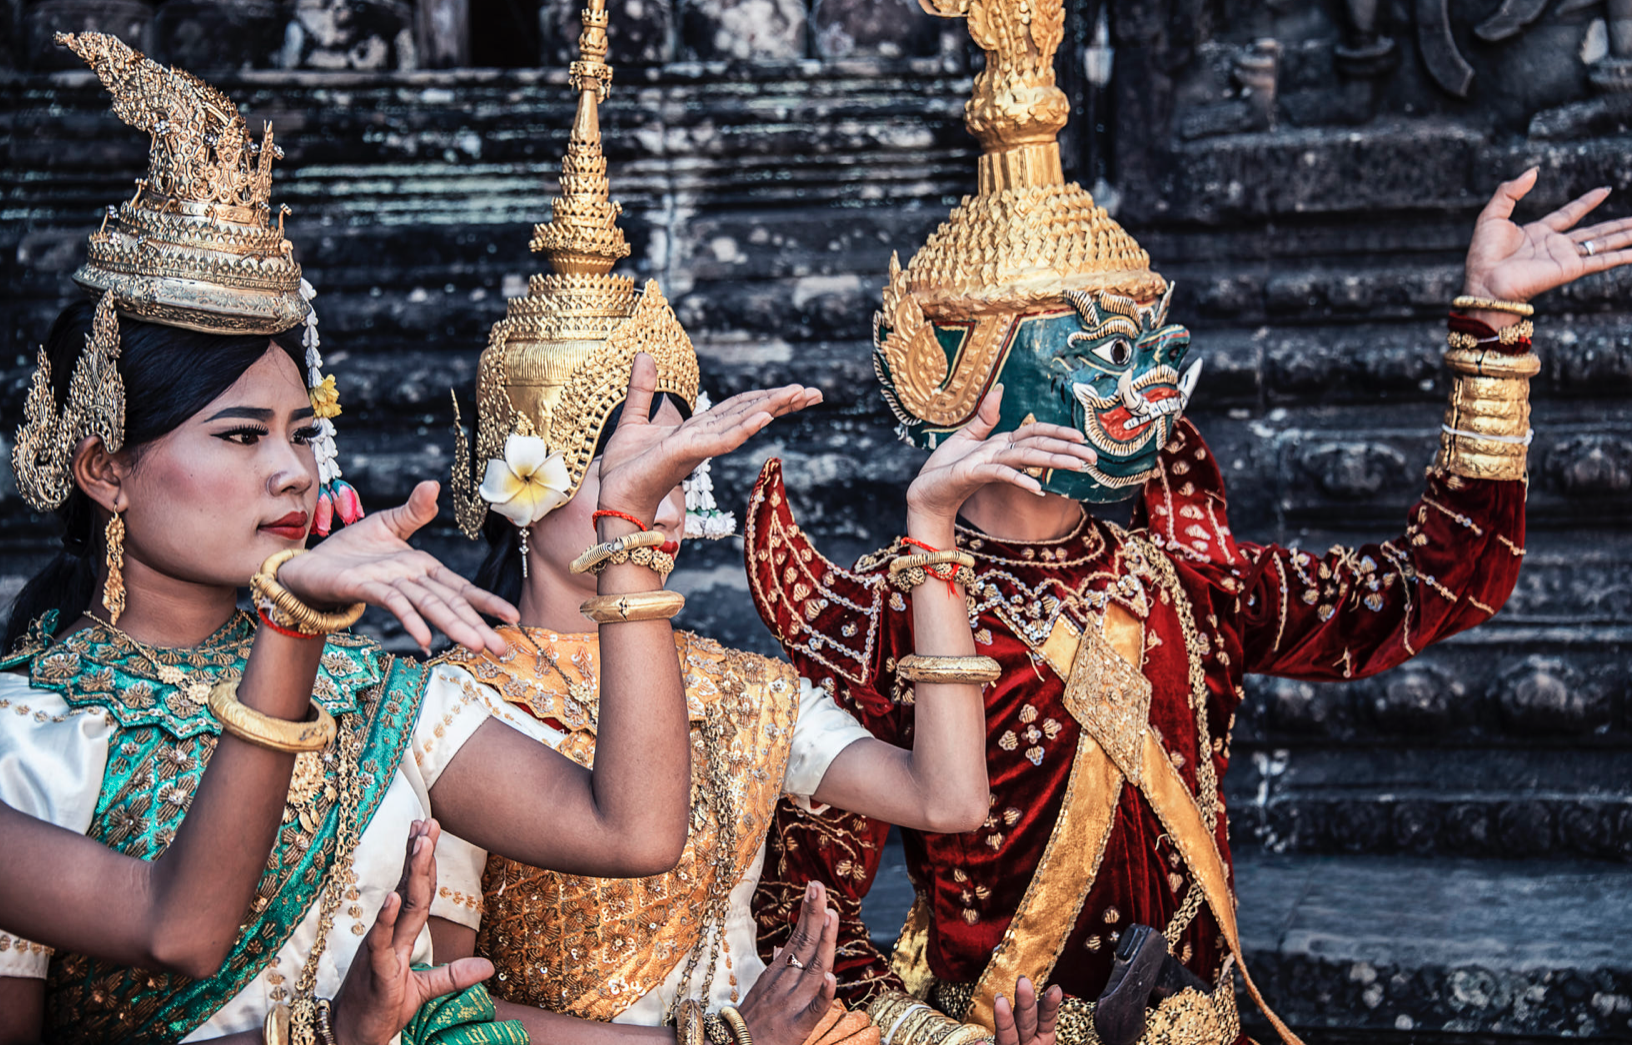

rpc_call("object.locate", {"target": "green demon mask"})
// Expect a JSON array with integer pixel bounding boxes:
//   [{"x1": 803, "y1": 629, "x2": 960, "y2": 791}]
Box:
[{"x1": 876, "y1": 272, "x2": 1200, "y2": 504}]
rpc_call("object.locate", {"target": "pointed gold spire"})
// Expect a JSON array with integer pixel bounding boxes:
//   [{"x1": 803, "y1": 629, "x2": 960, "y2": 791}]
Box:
[
  {"x1": 530, "y1": 0, "x2": 630, "y2": 275},
  {"x1": 450, "y1": 0, "x2": 699, "y2": 539},
  {"x1": 895, "y1": 0, "x2": 1164, "y2": 318}
]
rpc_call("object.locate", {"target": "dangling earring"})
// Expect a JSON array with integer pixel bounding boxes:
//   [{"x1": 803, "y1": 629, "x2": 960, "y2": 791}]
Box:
[
  {"x1": 103, "y1": 509, "x2": 126, "y2": 626},
  {"x1": 518, "y1": 526, "x2": 530, "y2": 579}
]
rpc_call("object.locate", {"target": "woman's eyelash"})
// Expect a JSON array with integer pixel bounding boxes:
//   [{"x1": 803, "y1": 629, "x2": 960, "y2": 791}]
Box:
[
  {"x1": 293, "y1": 425, "x2": 321, "y2": 444},
  {"x1": 217, "y1": 425, "x2": 268, "y2": 440}
]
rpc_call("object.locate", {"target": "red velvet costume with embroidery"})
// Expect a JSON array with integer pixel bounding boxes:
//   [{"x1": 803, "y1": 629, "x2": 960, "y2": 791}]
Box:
[{"x1": 748, "y1": 419, "x2": 1525, "y2": 1019}]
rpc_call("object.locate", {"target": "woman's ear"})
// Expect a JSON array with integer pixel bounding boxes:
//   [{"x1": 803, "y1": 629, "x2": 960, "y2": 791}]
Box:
[{"x1": 70, "y1": 436, "x2": 125, "y2": 514}]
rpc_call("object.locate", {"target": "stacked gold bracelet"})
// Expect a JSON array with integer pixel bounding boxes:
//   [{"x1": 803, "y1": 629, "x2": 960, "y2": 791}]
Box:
[
  {"x1": 896, "y1": 654, "x2": 1002, "y2": 685},
  {"x1": 251, "y1": 550, "x2": 366, "y2": 638},
  {"x1": 868, "y1": 994, "x2": 991, "y2": 1045},
  {"x1": 719, "y1": 1007, "x2": 753, "y2": 1045},
  {"x1": 888, "y1": 550, "x2": 977, "y2": 593},
  {"x1": 581, "y1": 590, "x2": 686, "y2": 624},
  {"x1": 210, "y1": 681, "x2": 336, "y2": 754},
  {"x1": 1437, "y1": 344, "x2": 1540, "y2": 482},
  {"x1": 570, "y1": 530, "x2": 669, "y2": 577}
]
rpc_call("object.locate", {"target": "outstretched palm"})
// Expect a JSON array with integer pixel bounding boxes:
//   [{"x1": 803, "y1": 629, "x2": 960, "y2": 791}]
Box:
[
  {"x1": 596, "y1": 353, "x2": 823, "y2": 523},
  {"x1": 1465, "y1": 168, "x2": 1632, "y2": 303},
  {"x1": 279, "y1": 481, "x2": 516, "y2": 654}
]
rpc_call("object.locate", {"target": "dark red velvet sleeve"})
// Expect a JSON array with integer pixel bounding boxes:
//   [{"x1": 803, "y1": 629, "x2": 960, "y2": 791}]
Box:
[
  {"x1": 746, "y1": 458, "x2": 919, "y2": 1003},
  {"x1": 1232, "y1": 466, "x2": 1527, "y2": 681}
]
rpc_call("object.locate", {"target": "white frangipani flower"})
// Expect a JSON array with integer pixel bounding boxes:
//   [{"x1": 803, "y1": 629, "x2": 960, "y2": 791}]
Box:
[{"x1": 479, "y1": 433, "x2": 572, "y2": 528}]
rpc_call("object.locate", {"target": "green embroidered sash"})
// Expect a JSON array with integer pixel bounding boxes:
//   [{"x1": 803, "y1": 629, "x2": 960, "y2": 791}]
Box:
[{"x1": 3, "y1": 613, "x2": 425, "y2": 1044}]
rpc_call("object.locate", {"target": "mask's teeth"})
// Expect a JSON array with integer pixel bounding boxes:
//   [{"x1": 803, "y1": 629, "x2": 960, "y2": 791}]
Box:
[
  {"x1": 1117, "y1": 368, "x2": 1151, "y2": 415},
  {"x1": 1177, "y1": 358, "x2": 1203, "y2": 405}
]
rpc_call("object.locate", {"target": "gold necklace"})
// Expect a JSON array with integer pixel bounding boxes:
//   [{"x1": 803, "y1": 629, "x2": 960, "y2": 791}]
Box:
[
  {"x1": 83, "y1": 610, "x2": 248, "y2": 708},
  {"x1": 289, "y1": 683, "x2": 365, "y2": 1044}
]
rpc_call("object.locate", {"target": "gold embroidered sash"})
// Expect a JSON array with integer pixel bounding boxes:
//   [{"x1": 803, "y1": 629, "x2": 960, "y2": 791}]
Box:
[{"x1": 965, "y1": 603, "x2": 1304, "y2": 1045}]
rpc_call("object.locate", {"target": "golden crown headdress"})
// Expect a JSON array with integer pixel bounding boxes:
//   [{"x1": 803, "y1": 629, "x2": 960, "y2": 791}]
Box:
[
  {"x1": 13, "y1": 35, "x2": 359, "y2": 533},
  {"x1": 452, "y1": 0, "x2": 731, "y2": 545},
  {"x1": 870, "y1": 0, "x2": 1167, "y2": 431}
]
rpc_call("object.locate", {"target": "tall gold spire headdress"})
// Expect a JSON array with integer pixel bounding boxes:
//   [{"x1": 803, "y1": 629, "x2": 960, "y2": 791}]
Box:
[
  {"x1": 873, "y1": 0, "x2": 1169, "y2": 433},
  {"x1": 452, "y1": 0, "x2": 732, "y2": 548},
  {"x1": 12, "y1": 33, "x2": 361, "y2": 534}
]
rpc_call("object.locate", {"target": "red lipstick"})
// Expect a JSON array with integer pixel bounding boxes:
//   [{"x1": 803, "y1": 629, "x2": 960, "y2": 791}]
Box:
[
  {"x1": 261, "y1": 511, "x2": 310, "y2": 541},
  {"x1": 660, "y1": 540, "x2": 680, "y2": 556}
]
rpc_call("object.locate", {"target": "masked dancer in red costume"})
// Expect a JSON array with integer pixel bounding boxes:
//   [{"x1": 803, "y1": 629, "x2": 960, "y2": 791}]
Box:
[{"x1": 743, "y1": 0, "x2": 1632, "y2": 1043}]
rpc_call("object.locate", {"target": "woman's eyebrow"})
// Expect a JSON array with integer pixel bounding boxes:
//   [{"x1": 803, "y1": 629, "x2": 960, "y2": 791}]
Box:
[{"x1": 202, "y1": 406, "x2": 274, "y2": 422}]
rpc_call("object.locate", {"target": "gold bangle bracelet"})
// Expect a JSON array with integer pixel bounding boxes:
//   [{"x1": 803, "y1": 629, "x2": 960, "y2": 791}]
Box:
[
  {"x1": 1452, "y1": 295, "x2": 1534, "y2": 317},
  {"x1": 675, "y1": 1001, "x2": 705, "y2": 1045},
  {"x1": 263, "y1": 1003, "x2": 292, "y2": 1045},
  {"x1": 583, "y1": 545, "x2": 676, "y2": 579},
  {"x1": 581, "y1": 590, "x2": 686, "y2": 624},
  {"x1": 888, "y1": 550, "x2": 976, "y2": 576},
  {"x1": 896, "y1": 654, "x2": 1002, "y2": 684},
  {"x1": 1447, "y1": 319, "x2": 1533, "y2": 349},
  {"x1": 208, "y1": 681, "x2": 336, "y2": 753},
  {"x1": 720, "y1": 1007, "x2": 753, "y2": 1045},
  {"x1": 251, "y1": 550, "x2": 366, "y2": 637},
  {"x1": 703, "y1": 1014, "x2": 734, "y2": 1045},
  {"x1": 890, "y1": 565, "x2": 977, "y2": 593},
  {"x1": 569, "y1": 530, "x2": 666, "y2": 575}
]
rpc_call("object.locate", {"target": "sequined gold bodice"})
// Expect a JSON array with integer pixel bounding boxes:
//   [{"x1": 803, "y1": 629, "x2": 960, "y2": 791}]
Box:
[{"x1": 451, "y1": 627, "x2": 800, "y2": 1020}]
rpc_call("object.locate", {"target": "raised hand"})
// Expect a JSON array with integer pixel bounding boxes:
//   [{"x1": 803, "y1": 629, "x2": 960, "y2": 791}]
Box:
[
  {"x1": 1463, "y1": 168, "x2": 1632, "y2": 311},
  {"x1": 993, "y1": 977, "x2": 1063, "y2": 1045},
  {"x1": 736, "y1": 880, "x2": 841, "y2": 1045},
  {"x1": 278, "y1": 480, "x2": 518, "y2": 654},
  {"x1": 329, "y1": 819, "x2": 498, "y2": 1045},
  {"x1": 595, "y1": 353, "x2": 823, "y2": 524},
  {"x1": 906, "y1": 384, "x2": 1096, "y2": 527}
]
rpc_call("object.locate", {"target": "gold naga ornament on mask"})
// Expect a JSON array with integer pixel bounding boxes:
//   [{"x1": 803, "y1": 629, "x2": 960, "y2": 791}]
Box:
[
  {"x1": 11, "y1": 33, "x2": 359, "y2": 534},
  {"x1": 451, "y1": 0, "x2": 733, "y2": 548}
]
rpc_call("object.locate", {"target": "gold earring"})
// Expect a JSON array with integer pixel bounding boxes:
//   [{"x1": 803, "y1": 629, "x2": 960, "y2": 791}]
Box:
[{"x1": 103, "y1": 509, "x2": 126, "y2": 626}]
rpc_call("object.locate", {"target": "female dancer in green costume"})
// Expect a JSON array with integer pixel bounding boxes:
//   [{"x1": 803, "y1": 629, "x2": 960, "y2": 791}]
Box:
[{"x1": 0, "y1": 32, "x2": 821, "y2": 1045}]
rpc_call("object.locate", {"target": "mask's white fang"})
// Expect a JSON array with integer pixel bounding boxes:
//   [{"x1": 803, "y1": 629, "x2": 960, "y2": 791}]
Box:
[{"x1": 1177, "y1": 358, "x2": 1203, "y2": 406}]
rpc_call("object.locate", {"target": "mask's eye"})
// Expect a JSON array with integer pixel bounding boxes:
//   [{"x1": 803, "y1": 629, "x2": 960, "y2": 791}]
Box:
[{"x1": 1091, "y1": 339, "x2": 1133, "y2": 367}]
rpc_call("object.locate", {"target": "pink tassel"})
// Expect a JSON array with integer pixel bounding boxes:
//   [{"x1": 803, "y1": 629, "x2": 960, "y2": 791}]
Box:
[
  {"x1": 313, "y1": 487, "x2": 335, "y2": 537},
  {"x1": 333, "y1": 480, "x2": 364, "y2": 525}
]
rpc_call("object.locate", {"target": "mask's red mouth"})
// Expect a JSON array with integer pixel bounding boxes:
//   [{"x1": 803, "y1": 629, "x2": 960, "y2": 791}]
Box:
[
  {"x1": 259, "y1": 511, "x2": 310, "y2": 541},
  {"x1": 1093, "y1": 385, "x2": 1182, "y2": 444}
]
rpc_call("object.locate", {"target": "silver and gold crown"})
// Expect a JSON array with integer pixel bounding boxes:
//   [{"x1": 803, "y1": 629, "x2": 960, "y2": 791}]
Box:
[
  {"x1": 12, "y1": 36, "x2": 352, "y2": 524},
  {"x1": 62, "y1": 32, "x2": 307, "y2": 334}
]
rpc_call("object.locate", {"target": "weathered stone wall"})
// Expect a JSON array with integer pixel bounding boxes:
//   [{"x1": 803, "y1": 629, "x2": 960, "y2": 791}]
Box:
[{"x1": 1, "y1": 0, "x2": 1629, "y2": 1038}]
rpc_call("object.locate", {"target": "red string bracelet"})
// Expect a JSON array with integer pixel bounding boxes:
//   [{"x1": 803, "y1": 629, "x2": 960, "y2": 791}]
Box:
[
  {"x1": 900, "y1": 537, "x2": 960, "y2": 593},
  {"x1": 592, "y1": 509, "x2": 649, "y2": 531},
  {"x1": 257, "y1": 608, "x2": 313, "y2": 641}
]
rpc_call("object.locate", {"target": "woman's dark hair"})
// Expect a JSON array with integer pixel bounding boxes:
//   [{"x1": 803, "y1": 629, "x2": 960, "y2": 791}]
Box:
[
  {"x1": 4, "y1": 299, "x2": 304, "y2": 651},
  {"x1": 473, "y1": 393, "x2": 690, "y2": 608}
]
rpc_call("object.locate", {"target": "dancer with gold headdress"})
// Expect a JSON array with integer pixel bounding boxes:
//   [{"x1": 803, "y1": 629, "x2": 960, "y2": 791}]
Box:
[
  {"x1": 419, "y1": 3, "x2": 1086, "y2": 1043},
  {"x1": 744, "y1": 1, "x2": 1632, "y2": 1044},
  {"x1": 0, "y1": 32, "x2": 777, "y2": 1045}
]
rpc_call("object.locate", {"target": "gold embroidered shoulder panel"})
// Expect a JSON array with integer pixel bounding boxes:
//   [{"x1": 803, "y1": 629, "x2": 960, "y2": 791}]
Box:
[{"x1": 457, "y1": 628, "x2": 800, "y2": 1020}]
